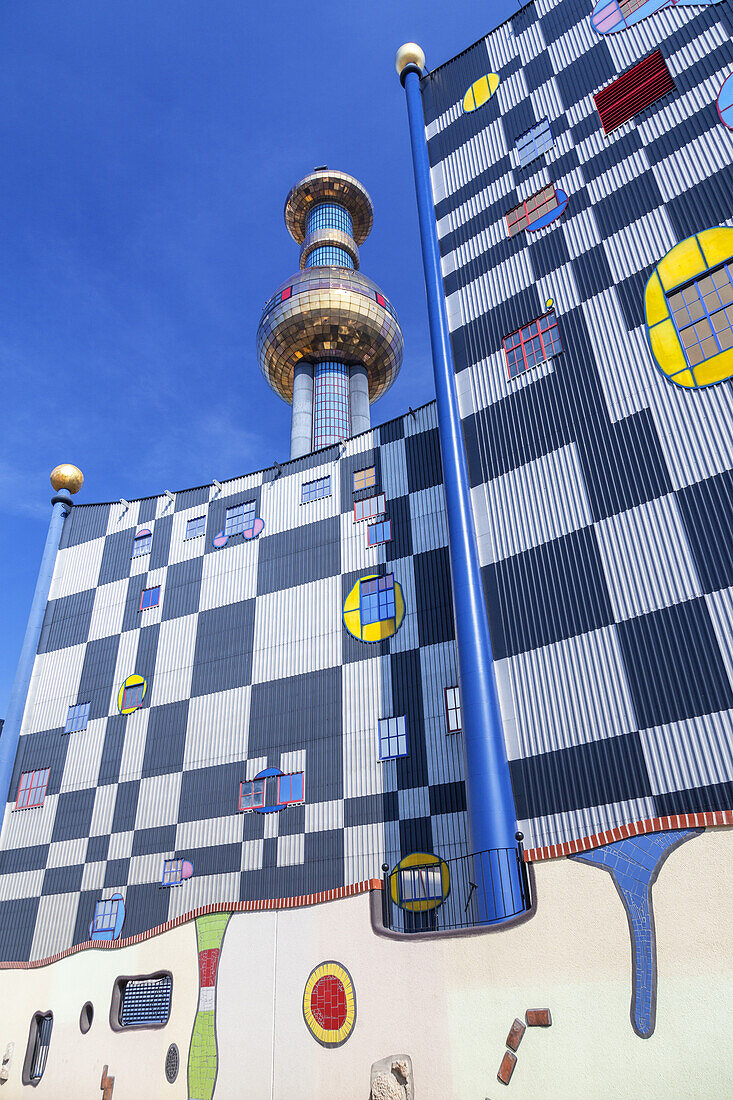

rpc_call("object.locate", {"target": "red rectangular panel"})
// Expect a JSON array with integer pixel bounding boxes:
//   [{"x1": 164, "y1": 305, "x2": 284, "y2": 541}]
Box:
[{"x1": 594, "y1": 50, "x2": 674, "y2": 134}]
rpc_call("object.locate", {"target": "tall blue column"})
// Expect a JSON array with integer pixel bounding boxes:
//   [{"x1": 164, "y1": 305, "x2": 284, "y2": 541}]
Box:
[
  {"x1": 0, "y1": 489, "x2": 73, "y2": 809},
  {"x1": 399, "y1": 51, "x2": 524, "y2": 922}
]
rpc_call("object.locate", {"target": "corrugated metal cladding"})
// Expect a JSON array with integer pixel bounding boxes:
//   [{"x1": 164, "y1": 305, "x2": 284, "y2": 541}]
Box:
[
  {"x1": 421, "y1": 0, "x2": 733, "y2": 853},
  {"x1": 0, "y1": 404, "x2": 471, "y2": 961}
]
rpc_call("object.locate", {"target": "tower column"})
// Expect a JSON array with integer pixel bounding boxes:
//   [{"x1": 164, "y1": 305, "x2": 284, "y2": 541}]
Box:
[
  {"x1": 290, "y1": 361, "x2": 314, "y2": 460},
  {"x1": 349, "y1": 362, "x2": 371, "y2": 437}
]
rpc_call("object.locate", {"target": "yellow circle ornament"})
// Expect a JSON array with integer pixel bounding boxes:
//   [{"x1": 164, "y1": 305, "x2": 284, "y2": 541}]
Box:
[
  {"x1": 462, "y1": 72, "x2": 500, "y2": 113},
  {"x1": 342, "y1": 574, "x2": 405, "y2": 643},
  {"x1": 302, "y1": 961, "x2": 356, "y2": 1048},
  {"x1": 390, "y1": 851, "x2": 450, "y2": 913},
  {"x1": 50, "y1": 464, "x2": 84, "y2": 494},
  {"x1": 118, "y1": 674, "x2": 147, "y2": 715},
  {"x1": 645, "y1": 226, "x2": 733, "y2": 389}
]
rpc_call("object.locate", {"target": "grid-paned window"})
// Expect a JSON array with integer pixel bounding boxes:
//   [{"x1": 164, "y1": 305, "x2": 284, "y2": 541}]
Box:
[
  {"x1": 353, "y1": 466, "x2": 377, "y2": 492},
  {"x1": 367, "y1": 519, "x2": 392, "y2": 546},
  {"x1": 92, "y1": 896, "x2": 120, "y2": 935},
  {"x1": 506, "y1": 184, "x2": 558, "y2": 237},
  {"x1": 305, "y1": 245, "x2": 354, "y2": 269},
  {"x1": 65, "y1": 701, "x2": 91, "y2": 734},
  {"x1": 515, "y1": 118, "x2": 553, "y2": 168},
  {"x1": 225, "y1": 502, "x2": 256, "y2": 537},
  {"x1": 301, "y1": 476, "x2": 331, "y2": 503},
  {"x1": 239, "y1": 778, "x2": 266, "y2": 811},
  {"x1": 503, "y1": 311, "x2": 562, "y2": 379},
  {"x1": 594, "y1": 50, "x2": 675, "y2": 134},
  {"x1": 16, "y1": 768, "x2": 50, "y2": 809},
  {"x1": 360, "y1": 574, "x2": 396, "y2": 625},
  {"x1": 399, "y1": 865, "x2": 443, "y2": 903},
  {"x1": 185, "y1": 516, "x2": 206, "y2": 540},
  {"x1": 277, "y1": 772, "x2": 305, "y2": 805},
  {"x1": 667, "y1": 263, "x2": 733, "y2": 367},
  {"x1": 161, "y1": 858, "x2": 184, "y2": 887},
  {"x1": 121, "y1": 681, "x2": 145, "y2": 712},
  {"x1": 378, "y1": 716, "x2": 407, "y2": 760},
  {"x1": 354, "y1": 494, "x2": 386, "y2": 522},
  {"x1": 132, "y1": 530, "x2": 152, "y2": 557},
  {"x1": 305, "y1": 202, "x2": 353, "y2": 237},
  {"x1": 119, "y1": 975, "x2": 172, "y2": 1027},
  {"x1": 313, "y1": 360, "x2": 350, "y2": 448},
  {"x1": 140, "y1": 586, "x2": 160, "y2": 611},
  {"x1": 29, "y1": 1013, "x2": 53, "y2": 1081},
  {"x1": 445, "y1": 686, "x2": 462, "y2": 733}
]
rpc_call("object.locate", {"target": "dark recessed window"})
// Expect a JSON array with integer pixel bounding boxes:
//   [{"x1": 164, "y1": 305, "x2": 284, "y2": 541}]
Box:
[
  {"x1": 378, "y1": 716, "x2": 408, "y2": 760},
  {"x1": 64, "y1": 701, "x2": 91, "y2": 734},
  {"x1": 277, "y1": 772, "x2": 305, "y2": 806},
  {"x1": 503, "y1": 311, "x2": 562, "y2": 379},
  {"x1": 301, "y1": 476, "x2": 331, "y2": 503},
  {"x1": 445, "y1": 686, "x2": 462, "y2": 733},
  {"x1": 116, "y1": 974, "x2": 173, "y2": 1028},
  {"x1": 515, "y1": 118, "x2": 553, "y2": 168},
  {"x1": 185, "y1": 516, "x2": 206, "y2": 540},
  {"x1": 360, "y1": 574, "x2": 395, "y2": 626},
  {"x1": 79, "y1": 1002, "x2": 93, "y2": 1034},
  {"x1": 367, "y1": 519, "x2": 392, "y2": 546},
  {"x1": 354, "y1": 494, "x2": 386, "y2": 522},
  {"x1": 140, "y1": 586, "x2": 161, "y2": 612},
  {"x1": 132, "y1": 529, "x2": 152, "y2": 558},
  {"x1": 667, "y1": 263, "x2": 733, "y2": 367},
  {"x1": 506, "y1": 184, "x2": 559, "y2": 237},
  {"x1": 225, "y1": 502, "x2": 256, "y2": 537},
  {"x1": 16, "y1": 768, "x2": 50, "y2": 810},
  {"x1": 239, "y1": 778, "x2": 266, "y2": 812},
  {"x1": 594, "y1": 50, "x2": 675, "y2": 134},
  {"x1": 26, "y1": 1012, "x2": 53, "y2": 1082},
  {"x1": 353, "y1": 466, "x2": 377, "y2": 492}
]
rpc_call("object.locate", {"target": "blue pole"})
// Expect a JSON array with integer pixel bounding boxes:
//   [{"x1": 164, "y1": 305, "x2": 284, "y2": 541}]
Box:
[
  {"x1": 400, "y1": 61, "x2": 523, "y2": 921},
  {"x1": 0, "y1": 489, "x2": 72, "y2": 808}
]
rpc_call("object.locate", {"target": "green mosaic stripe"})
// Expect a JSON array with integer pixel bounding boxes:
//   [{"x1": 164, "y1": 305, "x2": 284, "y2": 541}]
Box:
[
  {"x1": 188, "y1": 913, "x2": 231, "y2": 1100},
  {"x1": 195, "y1": 912, "x2": 230, "y2": 953}
]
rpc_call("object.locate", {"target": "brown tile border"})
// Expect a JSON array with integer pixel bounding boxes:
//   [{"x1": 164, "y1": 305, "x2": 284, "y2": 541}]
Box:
[{"x1": 524, "y1": 812, "x2": 730, "y2": 863}]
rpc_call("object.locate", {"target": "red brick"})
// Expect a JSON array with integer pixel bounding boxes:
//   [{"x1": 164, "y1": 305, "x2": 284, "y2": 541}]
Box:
[
  {"x1": 497, "y1": 1051, "x2": 517, "y2": 1085},
  {"x1": 506, "y1": 1018, "x2": 526, "y2": 1051},
  {"x1": 526, "y1": 1008, "x2": 552, "y2": 1027}
]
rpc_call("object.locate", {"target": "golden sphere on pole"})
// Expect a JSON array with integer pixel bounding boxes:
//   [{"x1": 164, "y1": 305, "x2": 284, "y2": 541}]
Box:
[
  {"x1": 50, "y1": 464, "x2": 84, "y2": 495},
  {"x1": 395, "y1": 43, "x2": 425, "y2": 76}
]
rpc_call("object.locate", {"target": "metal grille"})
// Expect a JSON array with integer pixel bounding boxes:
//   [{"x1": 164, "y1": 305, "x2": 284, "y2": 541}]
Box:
[
  {"x1": 312, "y1": 360, "x2": 350, "y2": 448},
  {"x1": 30, "y1": 1014, "x2": 52, "y2": 1080},
  {"x1": 165, "y1": 1043, "x2": 179, "y2": 1084},
  {"x1": 594, "y1": 50, "x2": 675, "y2": 134},
  {"x1": 119, "y1": 975, "x2": 172, "y2": 1027},
  {"x1": 305, "y1": 202, "x2": 353, "y2": 237}
]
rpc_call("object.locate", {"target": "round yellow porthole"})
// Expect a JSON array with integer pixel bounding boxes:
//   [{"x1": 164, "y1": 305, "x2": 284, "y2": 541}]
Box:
[
  {"x1": 462, "y1": 72, "x2": 500, "y2": 113},
  {"x1": 118, "y1": 674, "x2": 147, "y2": 715},
  {"x1": 342, "y1": 573, "x2": 405, "y2": 643},
  {"x1": 302, "y1": 961, "x2": 356, "y2": 1048},
  {"x1": 390, "y1": 851, "x2": 450, "y2": 913}
]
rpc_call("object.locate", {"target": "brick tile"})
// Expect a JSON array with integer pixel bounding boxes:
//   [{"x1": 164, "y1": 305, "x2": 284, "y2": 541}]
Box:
[
  {"x1": 526, "y1": 1008, "x2": 552, "y2": 1027},
  {"x1": 506, "y1": 1018, "x2": 526, "y2": 1051},
  {"x1": 497, "y1": 1050, "x2": 517, "y2": 1085}
]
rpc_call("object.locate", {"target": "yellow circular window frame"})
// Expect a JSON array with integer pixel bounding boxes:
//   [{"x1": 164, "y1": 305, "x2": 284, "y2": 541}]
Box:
[
  {"x1": 342, "y1": 574, "x2": 405, "y2": 643},
  {"x1": 645, "y1": 226, "x2": 733, "y2": 389},
  {"x1": 118, "y1": 673, "x2": 147, "y2": 715},
  {"x1": 390, "y1": 851, "x2": 450, "y2": 913},
  {"x1": 462, "y1": 72, "x2": 500, "y2": 113}
]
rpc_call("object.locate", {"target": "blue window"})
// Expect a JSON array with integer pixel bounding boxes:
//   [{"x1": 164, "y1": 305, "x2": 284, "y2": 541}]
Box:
[
  {"x1": 162, "y1": 859, "x2": 183, "y2": 887},
  {"x1": 305, "y1": 245, "x2": 354, "y2": 269},
  {"x1": 132, "y1": 529, "x2": 152, "y2": 557},
  {"x1": 225, "y1": 502, "x2": 256, "y2": 536},
  {"x1": 140, "y1": 586, "x2": 160, "y2": 612},
  {"x1": 367, "y1": 519, "x2": 392, "y2": 546},
  {"x1": 360, "y1": 574, "x2": 396, "y2": 626},
  {"x1": 305, "y1": 202, "x2": 353, "y2": 237},
  {"x1": 515, "y1": 118, "x2": 553, "y2": 168},
  {"x1": 92, "y1": 897, "x2": 121, "y2": 936},
  {"x1": 301, "y1": 476, "x2": 331, "y2": 503},
  {"x1": 378, "y1": 716, "x2": 407, "y2": 760},
  {"x1": 185, "y1": 516, "x2": 206, "y2": 540},
  {"x1": 64, "y1": 702, "x2": 90, "y2": 734},
  {"x1": 667, "y1": 263, "x2": 733, "y2": 368},
  {"x1": 277, "y1": 772, "x2": 305, "y2": 805}
]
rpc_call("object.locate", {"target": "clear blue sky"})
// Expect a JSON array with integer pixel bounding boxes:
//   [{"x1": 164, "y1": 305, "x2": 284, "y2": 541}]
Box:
[{"x1": 0, "y1": 0, "x2": 518, "y2": 712}]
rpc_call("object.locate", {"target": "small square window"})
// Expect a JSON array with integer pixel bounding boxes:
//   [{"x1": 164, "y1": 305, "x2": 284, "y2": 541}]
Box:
[
  {"x1": 445, "y1": 686, "x2": 462, "y2": 733},
  {"x1": 132, "y1": 530, "x2": 152, "y2": 558},
  {"x1": 15, "y1": 768, "x2": 50, "y2": 809},
  {"x1": 515, "y1": 118, "x2": 553, "y2": 168},
  {"x1": 367, "y1": 519, "x2": 392, "y2": 546},
  {"x1": 360, "y1": 574, "x2": 396, "y2": 625},
  {"x1": 121, "y1": 682, "x2": 145, "y2": 711},
  {"x1": 161, "y1": 858, "x2": 184, "y2": 887},
  {"x1": 378, "y1": 716, "x2": 408, "y2": 760},
  {"x1": 92, "y1": 896, "x2": 120, "y2": 935},
  {"x1": 140, "y1": 586, "x2": 161, "y2": 612},
  {"x1": 353, "y1": 466, "x2": 377, "y2": 492},
  {"x1": 64, "y1": 701, "x2": 91, "y2": 734},
  {"x1": 239, "y1": 778, "x2": 266, "y2": 811},
  {"x1": 503, "y1": 311, "x2": 563, "y2": 379},
  {"x1": 277, "y1": 772, "x2": 305, "y2": 805},
  {"x1": 354, "y1": 494, "x2": 386, "y2": 522},
  {"x1": 225, "y1": 502, "x2": 256, "y2": 537},
  {"x1": 301, "y1": 476, "x2": 331, "y2": 503},
  {"x1": 185, "y1": 516, "x2": 206, "y2": 540}
]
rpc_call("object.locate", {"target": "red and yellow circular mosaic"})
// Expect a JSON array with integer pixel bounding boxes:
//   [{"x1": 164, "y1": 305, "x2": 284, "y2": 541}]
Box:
[{"x1": 302, "y1": 961, "x2": 356, "y2": 1047}]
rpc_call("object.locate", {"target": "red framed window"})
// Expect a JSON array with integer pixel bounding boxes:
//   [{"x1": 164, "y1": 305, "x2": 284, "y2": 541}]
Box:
[
  {"x1": 445, "y1": 686, "x2": 462, "y2": 733},
  {"x1": 139, "y1": 586, "x2": 160, "y2": 612},
  {"x1": 354, "y1": 494, "x2": 386, "y2": 522},
  {"x1": 239, "y1": 778, "x2": 266, "y2": 812},
  {"x1": 503, "y1": 311, "x2": 562, "y2": 379},
  {"x1": 506, "y1": 184, "x2": 558, "y2": 237},
  {"x1": 121, "y1": 681, "x2": 145, "y2": 711},
  {"x1": 594, "y1": 50, "x2": 674, "y2": 134},
  {"x1": 16, "y1": 768, "x2": 50, "y2": 810},
  {"x1": 277, "y1": 772, "x2": 305, "y2": 805}
]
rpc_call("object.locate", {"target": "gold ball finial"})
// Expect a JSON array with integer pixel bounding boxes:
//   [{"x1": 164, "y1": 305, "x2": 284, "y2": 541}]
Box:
[
  {"x1": 395, "y1": 43, "x2": 425, "y2": 77},
  {"x1": 50, "y1": 464, "x2": 84, "y2": 495}
]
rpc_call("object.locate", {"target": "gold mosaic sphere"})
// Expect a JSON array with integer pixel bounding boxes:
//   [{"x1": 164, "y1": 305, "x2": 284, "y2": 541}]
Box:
[
  {"x1": 395, "y1": 43, "x2": 425, "y2": 76},
  {"x1": 50, "y1": 464, "x2": 84, "y2": 495},
  {"x1": 284, "y1": 170, "x2": 374, "y2": 246}
]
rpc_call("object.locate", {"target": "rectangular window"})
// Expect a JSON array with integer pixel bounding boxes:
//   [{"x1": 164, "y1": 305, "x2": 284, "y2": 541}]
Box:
[
  {"x1": 139, "y1": 586, "x2": 161, "y2": 611},
  {"x1": 360, "y1": 574, "x2": 396, "y2": 625},
  {"x1": 185, "y1": 515, "x2": 206, "y2": 540},
  {"x1": 121, "y1": 682, "x2": 145, "y2": 712},
  {"x1": 367, "y1": 519, "x2": 392, "y2": 547},
  {"x1": 506, "y1": 184, "x2": 558, "y2": 237},
  {"x1": 224, "y1": 501, "x2": 256, "y2": 536},
  {"x1": 239, "y1": 778, "x2": 266, "y2": 811},
  {"x1": 667, "y1": 262, "x2": 733, "y2": 367},
  {"x1": 515, "y1": 118, "x2": 553, "y2": 168},
  {"x1": 92, "y1": 897, "x2": 121, "y2": 935},
  {"x1": 354, "y1": 494, "x2": 386, "y2": 522},
  {"x1": 353, "y1": 466, "x2": 377, "y2": 492},
  {"x1": 594, "y1": 50, "x2": 675, "y2": 134},
  {"x1": 132, "y1": 530, "x2": 152, "y2": 557},
  {"x1": 118, "y1": 975, "x2": 173, "y2": 1028},
  {"x1": 277, "y1": 772, "x2": 305, "y2": 805},
  {"x1": 399, "y1": 865, "x2": 443, "y2": 904},
  {"x1": 15, "y1": 768, "x2": 50, "y2": 810},
  {"x1": 378, "y1": 716, "x2": 407, "y2": 760},
  {"x1": 64, "y1": 701, "x2": 91, "y2": 734},
  {"x1": 503, "y1": 310, "x2": 562, "y2": 379},
  {"x1": 161, "y1": 858, "x2": 184, "y2": 887},
  {"x1": 301, "y1": 476, "x2": 331, "y2": 503},
  {"x1": 445, "y1": 686, "x2": 462, "y2": 733},
  {"x1": 28, "y1": 1013, "x2": 53, "y2": 1081}
]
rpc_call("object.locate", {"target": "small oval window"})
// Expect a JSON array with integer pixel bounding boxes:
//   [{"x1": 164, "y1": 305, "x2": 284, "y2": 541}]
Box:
[
  {"x1": 80, "y1": 1002, "x2": 93, "y2": 1034},
  {"x1": 462, "y1": 72, "x2": 499, "y2": 113}
]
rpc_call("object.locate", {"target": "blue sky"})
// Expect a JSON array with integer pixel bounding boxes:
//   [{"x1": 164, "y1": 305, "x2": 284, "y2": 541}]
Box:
[{"x1": 0, "y1": 0, "x2": 518, "y2": 711}]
